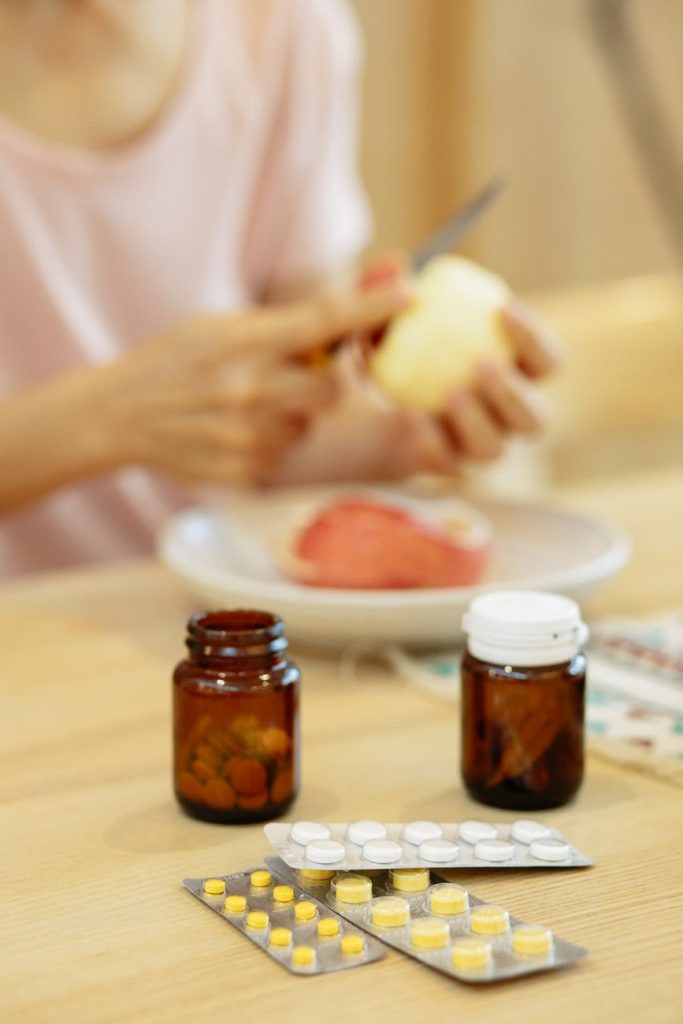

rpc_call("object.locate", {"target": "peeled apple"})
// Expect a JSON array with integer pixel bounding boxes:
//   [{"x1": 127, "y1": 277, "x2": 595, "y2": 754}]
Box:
[{"x1": 369, "y1": 256, "x2": 513, "y2": 412}]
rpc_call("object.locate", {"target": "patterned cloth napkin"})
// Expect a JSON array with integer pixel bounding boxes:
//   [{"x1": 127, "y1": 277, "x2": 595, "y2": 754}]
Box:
[{"x1": 377, "y1": 610, "x2": 683, "y2": 787}]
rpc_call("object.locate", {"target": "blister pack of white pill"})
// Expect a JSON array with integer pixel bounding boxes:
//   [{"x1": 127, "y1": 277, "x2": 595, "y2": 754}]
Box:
[
  {"x1": 267, "y1": 859, "x2": 587, "y2": 984},
  {"x1": 264, "y1": 818, "x2": 592, "y2": 870},
  {"x1": 183, "y1": 867, "x2": 385, "y2": 974}
]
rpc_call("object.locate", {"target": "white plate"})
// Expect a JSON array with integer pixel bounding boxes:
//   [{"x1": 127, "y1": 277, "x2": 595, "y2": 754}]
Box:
[{"x1": 157, "y1": 484, "x2": 630, "y2": 647}]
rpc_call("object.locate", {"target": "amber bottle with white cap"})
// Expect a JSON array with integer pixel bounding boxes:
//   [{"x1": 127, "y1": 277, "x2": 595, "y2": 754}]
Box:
[{"x1": 461, "y1": 590, "x2": 588, "y2": 810}]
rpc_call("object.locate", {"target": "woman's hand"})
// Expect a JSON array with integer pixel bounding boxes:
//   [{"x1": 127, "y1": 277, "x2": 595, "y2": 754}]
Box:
[
  {"x1": 269, "y1": 259, "x2": 562, "y2": 484},
  {"x1": 103, "y1": 282, "x2": 414, "y2": 485},
  {"x1": 408, "y1": 297, "x2": 562, "y2": 472},
  {"x1": 0, "y1": 280, "x2": 411, "y2": 514}
]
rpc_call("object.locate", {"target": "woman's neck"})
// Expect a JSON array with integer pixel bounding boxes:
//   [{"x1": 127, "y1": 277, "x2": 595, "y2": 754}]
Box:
[{"x1": 0, "y1": 0, "x2": 194, "y2": 150}]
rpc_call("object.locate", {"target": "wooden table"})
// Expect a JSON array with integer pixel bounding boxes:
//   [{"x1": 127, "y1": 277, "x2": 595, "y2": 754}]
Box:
[{"x1": 2, "y1": 464, "x2": 682, "y2": 1024}]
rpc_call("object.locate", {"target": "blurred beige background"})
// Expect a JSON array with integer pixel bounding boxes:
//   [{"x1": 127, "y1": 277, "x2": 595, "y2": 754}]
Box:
[
  {"x1": 352, "y1": 0, "x2": 681, "y2": 290},
  {"x1": 351, "y1": 0, "x2": 683, "y2": 488}
]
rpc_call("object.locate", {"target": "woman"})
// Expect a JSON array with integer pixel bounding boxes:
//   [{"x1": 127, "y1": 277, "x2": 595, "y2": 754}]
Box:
[{"x1": 0, "y1": 0, "x2": 558, "y2": 575}]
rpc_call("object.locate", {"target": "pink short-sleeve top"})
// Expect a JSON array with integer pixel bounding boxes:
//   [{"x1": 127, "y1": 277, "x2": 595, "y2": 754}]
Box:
[{"x1": 0, "y1": 0, "x2": 370, "y2": 576}]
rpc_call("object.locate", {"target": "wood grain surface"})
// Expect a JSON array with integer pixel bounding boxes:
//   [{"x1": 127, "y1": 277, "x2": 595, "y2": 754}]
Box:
[{"x1": 2, "y1": 464, "x2": 682, "y2": 1024}]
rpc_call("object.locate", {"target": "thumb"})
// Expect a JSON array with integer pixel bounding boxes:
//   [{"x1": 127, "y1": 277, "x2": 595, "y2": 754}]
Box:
[
  {"x1": 359, "y1": 250, "x2": 410, "y2": 292},
  {"x1": 249, "y1": 278, "x2": 414, "y2": 359}
]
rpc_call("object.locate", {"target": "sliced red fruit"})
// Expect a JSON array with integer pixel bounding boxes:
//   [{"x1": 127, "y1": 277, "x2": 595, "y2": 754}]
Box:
[{"x1": 287, "y1": 496, "x2": 491, "y2": 589}]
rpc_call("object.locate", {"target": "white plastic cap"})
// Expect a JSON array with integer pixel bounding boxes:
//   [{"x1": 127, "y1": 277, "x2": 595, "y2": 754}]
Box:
[{"x1": 463, "y1": 590, "x2": 588, "y2": 667}]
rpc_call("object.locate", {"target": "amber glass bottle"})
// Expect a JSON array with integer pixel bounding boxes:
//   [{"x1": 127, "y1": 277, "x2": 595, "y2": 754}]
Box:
[
  {"x1": 173, "y1": 609, "x2": 299, "y2": 824},
  {"x1": 460, "y1": 591, "x2": 587, "y2": 811}
]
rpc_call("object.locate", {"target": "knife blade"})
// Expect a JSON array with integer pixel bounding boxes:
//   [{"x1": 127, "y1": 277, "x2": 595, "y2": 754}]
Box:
[{"x1": 411, "y1": 176, "x2": 505, "y2": 271}]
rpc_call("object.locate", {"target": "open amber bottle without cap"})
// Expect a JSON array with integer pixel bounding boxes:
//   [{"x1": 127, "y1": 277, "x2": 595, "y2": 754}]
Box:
[
  {"x1": 461, "y1": 590, "x2": 587, "y2": 811},
  {"x1": 173, "y1": 610, "x2": 299, "y2": 824}
]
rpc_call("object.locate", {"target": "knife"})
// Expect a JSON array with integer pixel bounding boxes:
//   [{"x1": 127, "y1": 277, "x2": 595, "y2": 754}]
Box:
[
  {"x1": 411, "y1": 176, "x2": 505, "y2": 271},
  {"x1": 300, "y1": 177, "x2": 505, "y2": 367}
]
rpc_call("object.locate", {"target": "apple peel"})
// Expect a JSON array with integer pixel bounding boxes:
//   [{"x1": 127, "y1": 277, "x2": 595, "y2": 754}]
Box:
[{"x1": 274, "y1": 495, "x2": 492, "y2": 590}]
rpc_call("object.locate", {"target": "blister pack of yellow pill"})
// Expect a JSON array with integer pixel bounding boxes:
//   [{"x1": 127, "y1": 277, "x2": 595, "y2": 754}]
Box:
[
  {"x1": 183, "y1": 868, "x2": 385, "y2": 975},
  {"x1": 264, "y1": 818, "x2": 592, "y2": 871},
  {"x1": 266, "y1": 859, "x2": 587, "y2": 984}
]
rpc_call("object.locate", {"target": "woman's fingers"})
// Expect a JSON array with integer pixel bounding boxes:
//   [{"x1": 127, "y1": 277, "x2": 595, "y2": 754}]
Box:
[
  {"x1": 166, "y1": 450, "x2": 260, "y2": 487},
  {"x1": 500, "y1": 299, "x2": 563, "y2": 379},
  {"x1": 154, "y1": 408, "x2": 307, "y2": 445},
  {"x1": 143, "y1": 368, "x2": 336, "y2": 419},
  {"x1": 245, "y1": 278, "x2": 414, "y2": 358},
  {"x1": 438, "y1": 360, "x2": 550, "y2": 464},
  {"x1": 401, "y1": 411, "x2": 462, "y2": 475},
  {"x1": 442, "y1": 390, "x2": 505, "y2": 462},
  {"x1": 476, "y1": 361, "x2": 550, "y2": 433},
  {"x1": 262, "y1": 367, "x2": 337, "y2": 412},
  {"x1": 359, "y1": 251, "x2": 410, "y2": 291}
]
